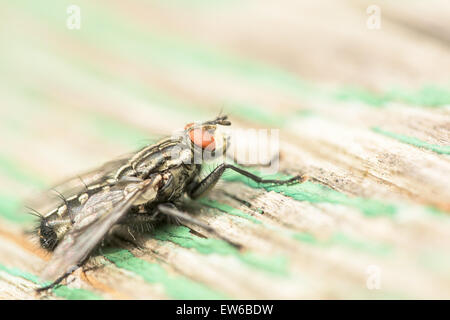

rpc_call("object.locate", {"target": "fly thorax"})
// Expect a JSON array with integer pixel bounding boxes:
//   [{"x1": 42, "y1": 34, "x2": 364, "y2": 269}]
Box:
[{"x1": 166, "y1": 147, "x2": 193, "y2": 166}]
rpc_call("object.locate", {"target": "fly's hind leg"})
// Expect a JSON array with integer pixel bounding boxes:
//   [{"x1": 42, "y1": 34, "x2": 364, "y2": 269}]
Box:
[
  {"x1": 156, "y1": 203, "x2": 241, "y2": 249},
  {"x1": 187, "y1": 163, "x2": 304, "y2": 199}
]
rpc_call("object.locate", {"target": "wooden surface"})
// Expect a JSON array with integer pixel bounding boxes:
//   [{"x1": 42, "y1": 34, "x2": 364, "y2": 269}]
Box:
[{"x1": 0, "y1": 0, "x2": 449, "y2": 299}]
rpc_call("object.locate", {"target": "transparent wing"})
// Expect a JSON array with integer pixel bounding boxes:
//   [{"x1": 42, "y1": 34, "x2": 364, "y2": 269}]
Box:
[
  {"x1": 40, "y1": 177, "x2": 159, "y2": 282},
  {"x1": 52, "y1": 156, "x2": 131, "y2": 194},
  {"x1": 26, "y1": 155, "x2": 132, "y2": 217}
]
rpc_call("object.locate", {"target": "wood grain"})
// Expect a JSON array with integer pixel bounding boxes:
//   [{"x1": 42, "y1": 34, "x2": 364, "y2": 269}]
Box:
[{"x1": 0, "y1": 0, "x2": 449, "y2": 299}]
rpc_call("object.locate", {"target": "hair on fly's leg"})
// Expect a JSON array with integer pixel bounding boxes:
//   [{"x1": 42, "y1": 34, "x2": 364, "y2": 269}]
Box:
[{"x1": 105, "y1": 224, "x2": 145, "y2": 250}]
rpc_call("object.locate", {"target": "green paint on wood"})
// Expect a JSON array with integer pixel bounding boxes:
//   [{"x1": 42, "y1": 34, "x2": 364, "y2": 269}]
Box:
[
  {"x1": 0, "y1": 194, "x2": 34, "y2": 224},
  {"x1": 426, "y1": 206, "x2": 449, "y2": 217},
  {"x1": 334, "y1": 86, "x2": 450, "y2": 107},
  {"x1": 329, "y1": 232, "x2": 393, "y2": 256},
  {"x1": 151, "y1": 225, "x2": 289, "y2": 276},
  {"x1": 103, "y1": 248, "x2": 228, "y2": 299},
  {"x1": 224, "y1": 101, "x2": 286, "y2": 127},
  {"x1": 0, "y1": 154, "x2": 49, "y2": 225},
  {"x1": 294, "y1": 109, "x2": 316, "y2": 117},
  {"x1": 0, "y1": 264, "x2": 102, "y2": 300},
  {"x1": 385, "y1": 86, "x2": 450, "y2": 107},
  {"x1": 0, "y1": 154, "x2": 47, "y2": 189},
  {"x1": 9, "y1": 0, "x2": 450, "y2": 113},
  {"x1": 293, "y1": 232, "x2": 393, "y2": 256},
  {"x1": 292, "y1": 232, "x2": 318, "y2": 244},
  {"x1": 23, "y1": 84, "x2": 156, "y2": 148},
  {"x1": 4, "y1": 7, "x2": 207, "y2": 121},
  {"x1": 333, "y1": 87, "x2": 388, "y2": 107},
  {"x1": 1, "y1": 74, "x2": 158, "y2": 149},
  {"x1": 221, "y1": 170, "x2": 397, "y2": 217},
  {"x1": 199, "y1": 198, "x2": 262, "y2": 224},
  {"x1": 52, "y1": 286, "x2": 103, "y2": 300},
  {"x1": 201, "y1": 198, "x2": 393, "y2": 256},
  {"x1": 372, "y1": 127, "x2": 450, "y2": 155},
  {"x1": 0, "y1": 264, "x2": 40, "y2": 283},
  {"x1": 85, "y1": 115, "x2": 157, "y2": 149},
  {"x1": 14, "y1": 0, "x2": 312, "y2": 103},
  {"x1": 334, "y1": 85, "x2": 450, "y2": 108}
]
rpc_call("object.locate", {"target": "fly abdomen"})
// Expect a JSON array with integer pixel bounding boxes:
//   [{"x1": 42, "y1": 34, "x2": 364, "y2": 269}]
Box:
[
  {"x1": 38, "y1": 216, "x2": 72, "y2": 251},
  {"x1": 37, "y1": 182, "x2": 115, "y2": 250},
  {"x1": 38, "y1": 219, "x2": 58, "y2": 250}
]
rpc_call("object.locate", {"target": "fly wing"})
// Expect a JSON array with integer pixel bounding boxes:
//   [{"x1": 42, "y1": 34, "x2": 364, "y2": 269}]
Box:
[
  {"x1": 40, "y1": 177, "x2": 160, "y2": 282},
  {"x1": 52, "y1": 156, "x2": 131, "y2": 194},
  {"x1": 26, "y1": 155, "x2": 132, "y2": 218}
]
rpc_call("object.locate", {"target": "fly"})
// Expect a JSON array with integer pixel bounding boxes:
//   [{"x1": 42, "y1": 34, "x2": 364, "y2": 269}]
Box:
[{"x1": 29, "y1": 116, "x2": 302, "y2": 291}]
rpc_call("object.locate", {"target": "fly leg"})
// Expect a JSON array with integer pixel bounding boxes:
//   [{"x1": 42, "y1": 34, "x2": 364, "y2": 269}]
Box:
[
  {"x1": 36, "y1": 264, "x2": 83, "y2": 293},
  {"x1": 187, "y1": 163, "x2": 303, "y2": 199},
  {"x1": 104, "y1": 224, "x2": 143, "y2": 249},
  {"x1": 105, "y1": 207, "x2": 161, "y2": 249},
  {"x1": 156, "y1": 203, "x2": 241, "y2": 249}
]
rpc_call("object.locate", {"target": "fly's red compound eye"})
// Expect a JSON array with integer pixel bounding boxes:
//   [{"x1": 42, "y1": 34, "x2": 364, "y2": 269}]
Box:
[{"x1": 189, "y1": 128, "x2": 215, "y2": 151}]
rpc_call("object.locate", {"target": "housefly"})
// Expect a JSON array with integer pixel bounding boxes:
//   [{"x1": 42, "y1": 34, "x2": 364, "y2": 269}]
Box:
[{"x1": 29, "y1": 116, "x2": 302, "y2": 291}]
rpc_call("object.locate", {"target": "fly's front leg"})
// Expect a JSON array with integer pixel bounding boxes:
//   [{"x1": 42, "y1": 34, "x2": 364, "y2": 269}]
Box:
[
  {"x1": 187, "y1": 163, "x2": 303, "y2": 199},
  {"x1": 156, "y1": 204, "x2": 241, "y2": 249}
]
